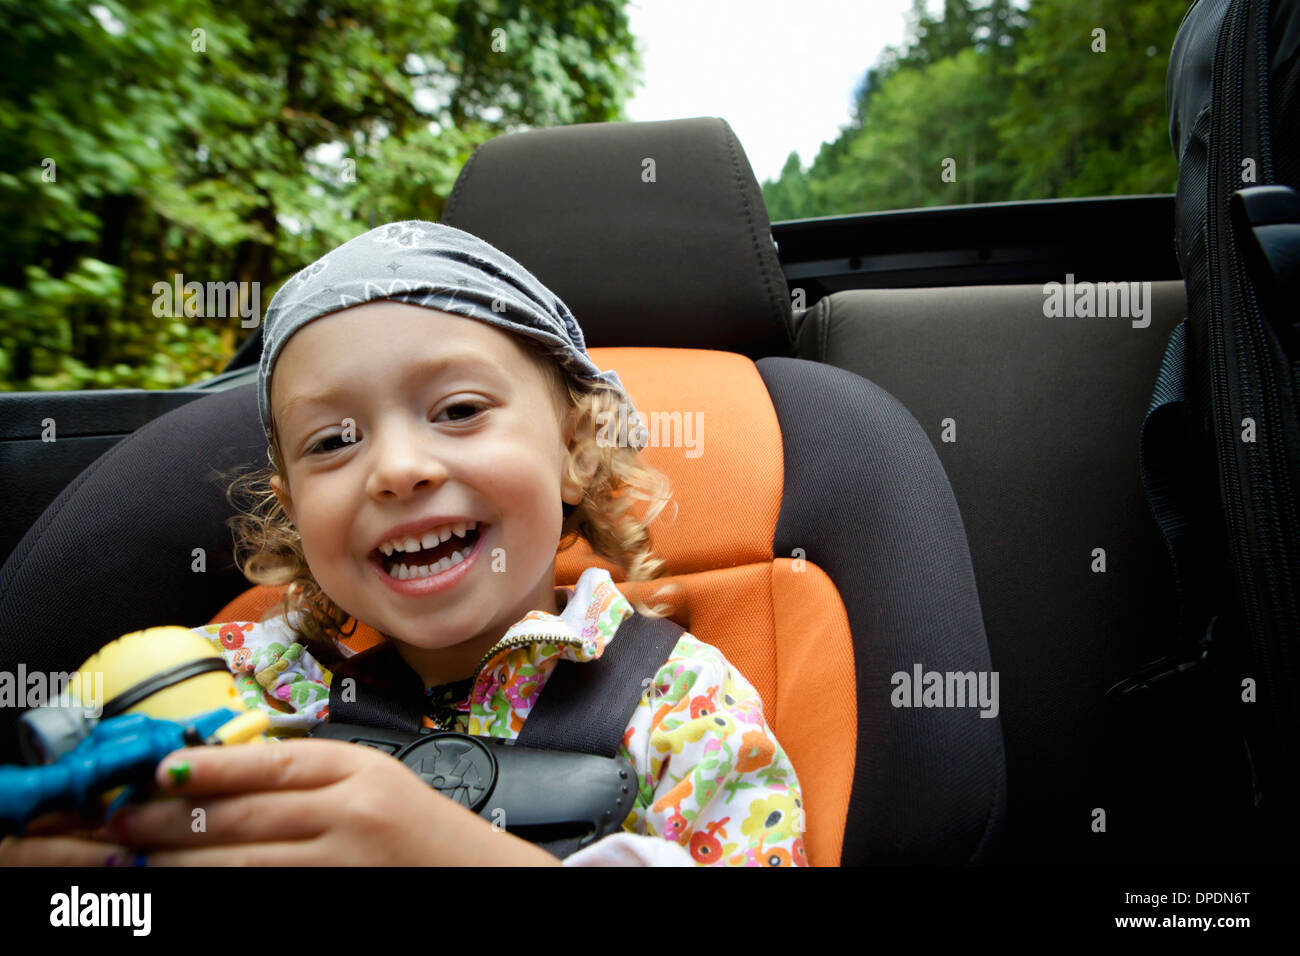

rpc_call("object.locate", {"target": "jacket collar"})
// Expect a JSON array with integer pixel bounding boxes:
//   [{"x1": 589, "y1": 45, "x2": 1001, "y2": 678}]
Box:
[{"x1": 470, "y1": 566, "x2": 633, "y2": 682}]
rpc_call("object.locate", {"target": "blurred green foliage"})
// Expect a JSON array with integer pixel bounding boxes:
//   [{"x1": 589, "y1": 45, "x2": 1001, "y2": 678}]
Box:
[
  {"x1": 2, "y1": 0, "x2": 1193, "y2": 392},
  {"x1": 0, "y1": 0, "x2": 641, "y2": 390},
  {"x1": 762, "y1": 0, "x2": 1191, "y2": 220}
]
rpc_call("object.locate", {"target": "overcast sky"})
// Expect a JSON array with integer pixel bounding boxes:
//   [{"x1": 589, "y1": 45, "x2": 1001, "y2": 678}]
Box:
[{"x1": 623, "y1": 0, "x2": 921, "y2": 185}]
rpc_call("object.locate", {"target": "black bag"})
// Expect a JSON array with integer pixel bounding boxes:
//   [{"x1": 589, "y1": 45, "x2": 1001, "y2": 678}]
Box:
[{"x1": 1143, "y1": 0, "x2": 1300, "y2": 846}]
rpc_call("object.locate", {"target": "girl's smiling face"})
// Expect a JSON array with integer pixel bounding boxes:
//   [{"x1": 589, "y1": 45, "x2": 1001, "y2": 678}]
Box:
[{"x1": 268, "y1": 300, "x2": 591, "y2": 686}]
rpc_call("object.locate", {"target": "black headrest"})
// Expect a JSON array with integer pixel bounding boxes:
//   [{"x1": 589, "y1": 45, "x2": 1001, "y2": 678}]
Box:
[
  {"x1": 222, "y1": 116, "x2": 795, "y2": 374},
  {"x1": 441, "y1": 116, "x2": 794, "y2": 359}
]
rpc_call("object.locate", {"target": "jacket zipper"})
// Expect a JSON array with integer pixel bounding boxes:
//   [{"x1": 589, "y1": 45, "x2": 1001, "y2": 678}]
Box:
[
  {"x1": 469, "y1": 633, "x2": 586, "y2": 693},
  {"x1": 423, "y1": 633, "x2": 583, "y2": 730}
]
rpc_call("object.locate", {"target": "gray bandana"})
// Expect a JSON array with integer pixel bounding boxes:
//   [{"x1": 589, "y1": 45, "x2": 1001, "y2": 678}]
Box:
[{"x1": 258, "y1": 220, "x2": 643, "y2": 446}]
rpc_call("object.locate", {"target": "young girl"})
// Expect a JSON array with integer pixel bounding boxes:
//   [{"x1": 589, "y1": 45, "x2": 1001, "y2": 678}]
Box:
[{"x1": 3, "y1": 221, "x2": 806, "y2": 867}]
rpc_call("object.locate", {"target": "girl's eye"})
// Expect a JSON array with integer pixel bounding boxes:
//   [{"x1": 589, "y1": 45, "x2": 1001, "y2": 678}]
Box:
[
  {"x1": 305, "y1": 403, "x2": 484, "y2": 453},
  {"x1": 308, "y1": 434, "x2": 347, "y2": 455},
  {"x1": 436, "y1": 402, "x2": 485, "y2": 423}
]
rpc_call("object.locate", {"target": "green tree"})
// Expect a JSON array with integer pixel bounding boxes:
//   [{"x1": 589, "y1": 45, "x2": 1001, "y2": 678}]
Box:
[
  {"x1": 993, "y1": 0, "x2": 1185, "y2": 198},
  {"x1": 765, "y1": 152, "x2": 813, "y2": 222},
  {"x1": 896, "y1": 0, "x2": 981, "y2": 70},
  {"x1": 841, "y1": 48, "x2": 1017, "y2": 211},
  {"x1": 764, "y1": 0, "x2": 1183, "y2": 221},
  {"x1": 0, "y1": 0, "x2": 642, "y2": 390}
]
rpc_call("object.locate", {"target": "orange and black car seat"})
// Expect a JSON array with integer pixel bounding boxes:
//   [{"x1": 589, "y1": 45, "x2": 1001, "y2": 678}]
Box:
[{"x1": 0, "y1": 117, "x2": 1005, "y2": 866}]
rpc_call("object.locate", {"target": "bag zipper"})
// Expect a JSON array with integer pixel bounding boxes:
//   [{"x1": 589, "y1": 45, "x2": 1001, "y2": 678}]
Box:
[
  {"x1": 1208, "y1": 0, "x2": 1258, "y2": 627},
  {"x1": 1210, "y1": 0, "x2": 1300, "y2": 676}
]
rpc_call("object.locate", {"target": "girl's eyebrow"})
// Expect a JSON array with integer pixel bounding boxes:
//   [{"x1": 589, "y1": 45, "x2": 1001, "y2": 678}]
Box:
[{"x1": 279, "y1": 352, "x2": 502, "y2": 428}]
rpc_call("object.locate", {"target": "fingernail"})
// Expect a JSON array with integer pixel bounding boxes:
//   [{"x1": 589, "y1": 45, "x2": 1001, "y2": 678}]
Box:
[
  {"x1": 131, "y1": 853, "x2": 149, "y2": 867},
  {"x1": 102, "y1": 853, "x2": 120, "y2": 867},
  {"x1": 162, "y1": 760, "x2": 191, "y2": 787}
]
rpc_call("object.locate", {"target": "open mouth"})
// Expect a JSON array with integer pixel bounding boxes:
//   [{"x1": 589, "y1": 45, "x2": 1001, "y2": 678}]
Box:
[{"x1": 373, "y1": 524, "x2": 485, "y2": 580}]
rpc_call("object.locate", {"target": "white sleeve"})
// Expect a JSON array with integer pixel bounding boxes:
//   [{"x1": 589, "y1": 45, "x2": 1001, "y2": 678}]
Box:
[{"x1": 561, "y1": 832, "x2": 697, "y2": 867}]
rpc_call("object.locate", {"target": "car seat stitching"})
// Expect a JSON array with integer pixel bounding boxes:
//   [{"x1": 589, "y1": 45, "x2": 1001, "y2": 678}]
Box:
[
  {"x1": 967, "y1": 727, "x2": 1005, "y2": 863},
  {"x1": 442, "y1": 141, "x2": 486, "y2": 221},
  {"x1": 816, "y1": 297, "x2": 829, "y2": 364},
  {"x1": 767, "y1": 559, "x2": 778, "y2": 731},
  {"x1": 801, "y1": 295, "x2": 826, "y2": 364},
  {"x1": 718, "y1": 119, "x2": 792, "y2": 349}
]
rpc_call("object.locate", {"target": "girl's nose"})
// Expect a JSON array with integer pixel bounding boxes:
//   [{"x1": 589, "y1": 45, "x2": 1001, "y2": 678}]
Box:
[{"x1": 365, "y1": 421, "x2": 451, "y2": 498}]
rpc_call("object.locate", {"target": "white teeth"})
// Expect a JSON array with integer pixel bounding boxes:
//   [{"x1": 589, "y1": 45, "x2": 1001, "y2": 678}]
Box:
[
  {"x1": 379, "y1": 520, "x2": 481, "y2": 556},
  {"x1": 387, "y1": 544, "x2": 472, "y2": 580}
]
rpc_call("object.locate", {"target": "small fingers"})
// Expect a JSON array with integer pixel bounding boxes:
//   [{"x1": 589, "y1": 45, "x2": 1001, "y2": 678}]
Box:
[
  {"x1": 96, "y1": 788, "x2": 331, "y2": 851},
  {"x1": 0, "y1": 833, "x2": 129, "y2": 867},
  {"x1": 22, "y1": 808, "x2": 105, "y2": 837},
  {"x1": 144, "y1": 838, "x2": 331, "y2": 867},
  {"x1": 152, "y1": 738, "x2": 366, "y2": 795}
]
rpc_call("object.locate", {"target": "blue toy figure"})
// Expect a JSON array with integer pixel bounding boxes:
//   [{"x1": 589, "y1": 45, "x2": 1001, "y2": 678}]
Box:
[{"x1": 0, "y1": 626, "x2": 269, "y2": 835}]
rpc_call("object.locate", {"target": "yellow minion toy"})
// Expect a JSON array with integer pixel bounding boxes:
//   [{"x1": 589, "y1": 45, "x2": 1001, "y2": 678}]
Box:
[
  {"x1": 1, "y1": 627, "x2": 268, "y2": 832},
  {"x1": 74, "y1": 626, "x2": 267, "y2": 734}
]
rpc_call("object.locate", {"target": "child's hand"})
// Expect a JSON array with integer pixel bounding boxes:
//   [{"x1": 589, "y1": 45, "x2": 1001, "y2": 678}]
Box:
[
  {"x1": 87, "y1": 738, "x2": 561, "y2": 866},
  {"x1": 0, "y1": 810, "x2": 132, "y2": 866}
]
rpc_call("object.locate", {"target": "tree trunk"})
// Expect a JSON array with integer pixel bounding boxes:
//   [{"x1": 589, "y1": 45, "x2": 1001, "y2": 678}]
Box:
[{"x1": 83, "y1": 192, "x2": 137, "y2": 370}]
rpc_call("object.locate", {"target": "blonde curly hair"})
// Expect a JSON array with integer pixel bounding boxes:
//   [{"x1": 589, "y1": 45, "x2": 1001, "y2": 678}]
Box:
[{"x1": 220, "y1": 331, "x2": 681, "y2": 672}]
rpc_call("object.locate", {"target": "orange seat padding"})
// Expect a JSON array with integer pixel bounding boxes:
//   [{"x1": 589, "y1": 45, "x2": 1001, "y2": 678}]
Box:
[{"x1": 209, "y1": 348, "x2": 856, "y2": 866}]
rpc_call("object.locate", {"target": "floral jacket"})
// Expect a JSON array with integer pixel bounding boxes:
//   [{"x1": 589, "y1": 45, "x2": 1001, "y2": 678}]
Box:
[{"x1": 190, "y1": 567, "x2": 806, "y2": 867}]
